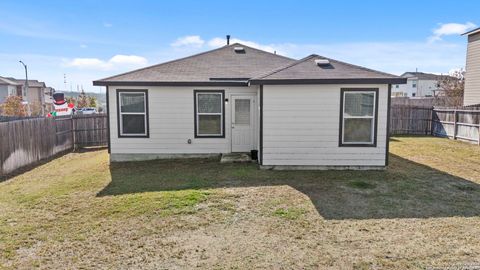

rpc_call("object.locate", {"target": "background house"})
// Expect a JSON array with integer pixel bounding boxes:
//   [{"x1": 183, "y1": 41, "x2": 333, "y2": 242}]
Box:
[
  {"x1": 0, "y1": 77, "x2": 22, "y2": 103},
  {"x1": 391, "y1": 72, "x2": 449, "y2": 97},
  {"x1": 463, "y1": 27, "x2": 480, "y2": 106},
  {"x1": 0, "y1": 77, "x2": 54, "y2": 115},
  {"x1": 15, "y1": 79, "x2": 47, "y2": 112}
]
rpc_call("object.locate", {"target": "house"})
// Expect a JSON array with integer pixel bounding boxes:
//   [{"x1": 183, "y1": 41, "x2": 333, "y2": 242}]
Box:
[
  {"x1": 463, "y1": 27, "x2": 480, "y2": 106},
  {"x1": 0, "y1": 76, "x2": 22, "y2": 103},
  {"x1": 14, "y1": 79, "x2": 47, "y2": 113},
  {"x1": 4, "y1": 78, "x2": 54, "y2": 115},
  {"x1": 93, "y1": 43, "x2": 406, "y2": 169},
  {"x1": 391, "y1": 72, "x2": 449, "y2": 97},
  {"x1": 43, "y1": 86, "x2": 55, "y2": 112}
]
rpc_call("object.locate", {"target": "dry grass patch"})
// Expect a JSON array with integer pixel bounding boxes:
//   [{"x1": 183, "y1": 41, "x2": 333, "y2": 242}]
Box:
[{"x1": 1, "y1": 136, "x2": 480, "y2": 269}]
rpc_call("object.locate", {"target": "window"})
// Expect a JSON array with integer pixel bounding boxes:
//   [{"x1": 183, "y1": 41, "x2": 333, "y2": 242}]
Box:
[
  {"x1": 235, "y1": 99, "x2": 250, "y2": 125},
  {"x1": 412, "y1": 80, "x2": 417, "y2": 88},
  {"x1": 194, "y1": 90, "x2": 224, "y2": 138},
  {"x1": 339, "y1": 89, "x2": 378, "y2": 147},
  {"x1": 117, "y1": 90, "x2": 148, "y2": 137},
  {"x1": 395, "y1": 85, "x2": 399, "y2": 88}
]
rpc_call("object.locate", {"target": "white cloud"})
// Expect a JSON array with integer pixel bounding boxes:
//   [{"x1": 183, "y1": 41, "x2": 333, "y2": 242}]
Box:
[
  {"x1": 429, "y1": 22, "x2": 476, "y2": 42},
  {"x1": 66, "y1": 58, "x2": 108, "y2": 69},
  {"x1": 167, "y1": 33, "x2": 466, "y2": 75},
  {"x1": 2, "y1": 23, "x2": 469, "y2": 94},
  {"x1": 272, "y1": 41, "x2": 466, "y2": 75},
  {"x1": 171, "y1": 35, "x2": 205, "y2": 47},
  {"x1": 207, "y1": 37, "x2": 228, "y2": 48},
  {"x1": 80, "y1": 44, "x2": 87, "y2": 48},
  {"x1": 207, "y1": 37, "x2": 280, "y2": 54},
  {"x1": 103, "y1": 22, "x2": 113, "y2": 28},
  {"x1": 64, "y1": 55, "x2": 148, "y2": 70}
]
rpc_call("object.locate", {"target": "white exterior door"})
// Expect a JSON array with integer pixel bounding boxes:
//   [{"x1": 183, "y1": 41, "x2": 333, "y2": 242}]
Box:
[{"x1": 231, "y1": 95, "x2": 255, "y2": 152}]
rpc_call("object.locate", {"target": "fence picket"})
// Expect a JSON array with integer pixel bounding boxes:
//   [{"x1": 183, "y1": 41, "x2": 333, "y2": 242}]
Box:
[
  {"x1": 389, "y1": 105, "x2": 433, "y2": 135},
  {"x1": 0, "y1": 114, "x2": 108, "y2": 176}
]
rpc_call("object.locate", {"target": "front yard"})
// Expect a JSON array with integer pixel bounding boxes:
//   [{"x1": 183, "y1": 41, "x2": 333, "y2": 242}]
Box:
[{"x1": 1, "y1": 136, "x2": 480, "y2": 269}]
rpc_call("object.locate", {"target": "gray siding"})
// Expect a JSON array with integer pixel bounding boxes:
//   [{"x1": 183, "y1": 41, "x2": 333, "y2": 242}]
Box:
[
  {"x1": 262, "y1": 84, "x2": 388, "y2": 167},
  {"x1": 0, "y1": 85, "x2": 8, "y2": 103},
  {"x1": 464, "y1": 33, "x2": 480, "y2": 106},
  {"x1": 109, "y1": 86, "x2": 259, "y2": 156}
]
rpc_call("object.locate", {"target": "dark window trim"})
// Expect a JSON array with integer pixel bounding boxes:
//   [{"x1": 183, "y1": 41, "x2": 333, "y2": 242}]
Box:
[
  {"x1": 106, "y1": 86, "x2": 111, "y2": 153},
  {"x1": 259, "y1": 85, "x2": 263, "y2": 165},
  {"x1": 193, "y1": 90, "x2": 225, "y2": 138},
  {"x1": 116, "y1": 89, "x2": 149, "y2": 138},
  {"x1": 385, "y1": 85, "x2": 392, "y2": 166},
  {"x1": 338, "y1": 88, "x2": 379, "y2": 147}
]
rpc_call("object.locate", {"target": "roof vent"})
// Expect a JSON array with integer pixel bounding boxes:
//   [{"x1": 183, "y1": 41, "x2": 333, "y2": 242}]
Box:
[
  {"x1": 315, "y1": 59, "x2": 330, "y2": 66},
  {"x1": 234, "y1": 47, "x2": 245, "y2": 53}
]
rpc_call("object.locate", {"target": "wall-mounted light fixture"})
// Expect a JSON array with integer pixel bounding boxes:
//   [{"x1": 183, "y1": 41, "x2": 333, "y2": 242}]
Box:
[{"x1": 225, "y1": 98, "x2": 229, "y2": 104}]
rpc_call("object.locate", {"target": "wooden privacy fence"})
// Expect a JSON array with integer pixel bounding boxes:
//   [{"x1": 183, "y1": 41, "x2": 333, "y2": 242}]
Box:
[
  {"x1": 432, "y1": 108, "x2": 480, "y2": 144},
  {"x1": 389, "y1": 105, "x2": 480, "y2": 144},
  {"x1": 0, "y1": 114, "x2": 107, "y2": 176},
  {"x1": 389, "y1": 105, "x2": 433, "y2": 135},
  {"x1": 73, "y1": 114, "x2": 108, "y2": 148}
]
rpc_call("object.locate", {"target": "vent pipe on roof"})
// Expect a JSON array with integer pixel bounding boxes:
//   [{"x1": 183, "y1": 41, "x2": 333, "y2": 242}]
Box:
[{"x1": 226, "y1": 35, "x2": 230, "y2": 45}]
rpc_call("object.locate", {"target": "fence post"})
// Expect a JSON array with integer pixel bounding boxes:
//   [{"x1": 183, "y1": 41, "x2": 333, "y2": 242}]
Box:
[
  {"x1": 71, "y1": 116, "x2": 75, "y2": 151},
  {"x1": 430, "y1": 107, "x2": 434, "y2": 135},
  {"x1": 478, "y1": 114, "x2": 480, "y2": 145},
  {"x1": 453, "y1": 110, "x2": 457, "y2": 140}
]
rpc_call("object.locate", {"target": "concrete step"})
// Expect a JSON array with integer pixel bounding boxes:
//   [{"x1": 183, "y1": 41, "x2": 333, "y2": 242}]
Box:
[{"x1": 220, "y1": 152, "x2": 252, "y2": 163}]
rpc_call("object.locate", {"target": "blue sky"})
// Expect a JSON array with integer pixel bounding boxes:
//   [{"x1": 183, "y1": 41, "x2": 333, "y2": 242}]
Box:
[{"x1": 0, "y1": 0, "x2": 478, "y2": 92}]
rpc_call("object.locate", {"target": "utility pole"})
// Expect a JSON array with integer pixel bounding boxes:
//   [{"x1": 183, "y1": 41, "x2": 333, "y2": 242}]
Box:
[{"x1": 19, "y1": 60, "x2": 31, "y2": 115}]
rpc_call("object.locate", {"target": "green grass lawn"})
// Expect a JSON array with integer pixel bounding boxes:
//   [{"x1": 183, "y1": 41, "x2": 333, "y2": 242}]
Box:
[{"x1": 1, "y1": 136, "x2": 480, "y2": 269}]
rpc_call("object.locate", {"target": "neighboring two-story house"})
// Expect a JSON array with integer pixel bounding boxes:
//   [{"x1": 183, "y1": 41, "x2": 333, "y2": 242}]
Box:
[
  {"x1": 0, "y1": 76, "x2": 22, "y2": 103},
  {"x1": 14, "y1": 79, "x2": 47, "y2": 110},
  {"x1": 463, "y1": 27, "x2": 480, "y2": 106},
  {"x1": 0, "y1": 77, "x2": 54, "y2": 115},
  {"x1": 391, "y1": 72, "x2": 447, "y2": 97}
]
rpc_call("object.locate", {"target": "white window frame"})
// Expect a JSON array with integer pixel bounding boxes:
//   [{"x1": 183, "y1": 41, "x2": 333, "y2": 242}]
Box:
[
  {"x1": 341, "y1": 90, "x2": 376, "y2": 145},
  {"x1": 118, "y1": 91, "x2": 148, "y2": 137},
  {"x1": 195, "y1": 91, "x2": 224, "y2": 137}
]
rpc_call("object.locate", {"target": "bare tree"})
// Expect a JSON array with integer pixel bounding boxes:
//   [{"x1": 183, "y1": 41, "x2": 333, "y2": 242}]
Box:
[
  {"x1": 437, "y1": 70, "x2": 465, "y2": 107},
  {"x1": 76, "y1": 90, "x2": 89, "y2": 109}
]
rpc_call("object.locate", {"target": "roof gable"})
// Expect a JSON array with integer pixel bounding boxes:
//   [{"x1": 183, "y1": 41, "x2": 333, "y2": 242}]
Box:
[
  {"x1": 401, "y1": 72, "x2": 453, "y2": 80},
  {"x1": 250, "y1": 55, "x2": 406, "y2": 85},
  {"x1": 94, "y1": 43, "x2": 295, "y2": 86},
  {"x1": 4, "y1": 78, "x2": 46, "y2": 87},
  {"x1": 0, "y1": 76, "x2": 21, "y2": 86}
]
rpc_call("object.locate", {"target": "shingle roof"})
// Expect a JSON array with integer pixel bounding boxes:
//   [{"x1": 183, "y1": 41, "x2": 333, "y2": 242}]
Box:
[
  {"x1": 14, "y1": 79, "x2": 46, "y2": 88},
  {"x1": 5, "y1": 78, "x2": 46, "y2": 88},
  {"x1": 401, "y1": 72, "x2": 453, "y2": 80},
  {"x1": 93, "y1": 43, "x2": 295, "y2": 86},
  {"x1": 0, "y1": 76, "x2": 21, "y2": 86},
  {"x1": 250, "y1": 55, "x2": 406, "y2": 85},
  {"x1": 94, "y1": 44, "x2": 406, "y2": 86},
  {"x1": 463, "y1": 27, "x2": 480, "y2": 36}
]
